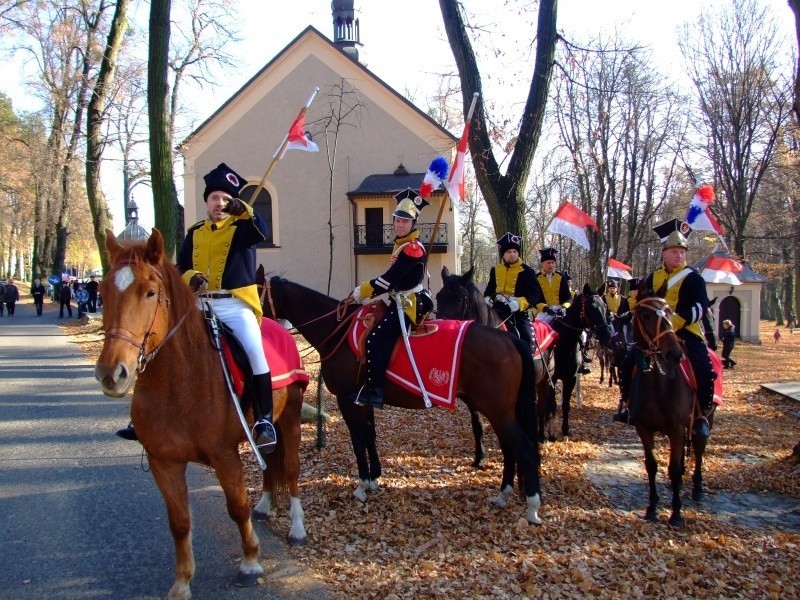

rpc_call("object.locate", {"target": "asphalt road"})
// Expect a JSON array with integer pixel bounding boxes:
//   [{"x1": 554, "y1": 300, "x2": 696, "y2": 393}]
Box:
[{"x1": 0, "y1": 301, "x2": 333, "y2": 599}]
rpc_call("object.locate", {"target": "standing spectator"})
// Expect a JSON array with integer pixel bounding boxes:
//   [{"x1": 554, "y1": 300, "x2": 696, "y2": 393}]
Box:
[
  {"x1": 86, "y1": 274, "x2": 99, "y2": 312},
  {"x1": 75, "y1": 283, "x2": 89, "y2": 317},
  {"x1": 4, "y1": 278, "x2": 20, "y2": 316},
  {"x1": 789, "y1": 311, "x2": 796, "y2": 334},
  {"x1": 59, "y1": 281, "x2": 73, "y2": 318},
  {"x1": 721, "y1": 319, "x2": 736, "y2": 369},
  {"x1": 774, "y1": 328, "x2": 781, "y2": 344},
  {"x1": 31, "y1": 278, "x2": 46, "y2": 317},
  {"x1": 0, "y1": 279, "x2": 5, "y2": 317}
]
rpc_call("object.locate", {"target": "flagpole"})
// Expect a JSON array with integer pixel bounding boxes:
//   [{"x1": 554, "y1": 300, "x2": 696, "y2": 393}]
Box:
[
  {"x1": 245, "y1": 86, "x2": 319, "y2": 205},
  {"x1": 427, "y1": 92, "x2": 479, "y2": 260}
]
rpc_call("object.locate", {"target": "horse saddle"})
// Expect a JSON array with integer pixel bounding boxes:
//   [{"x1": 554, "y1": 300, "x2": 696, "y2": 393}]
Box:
[
  {"x1": 679, "y1": 347, "x2": 724, "y2": 406},
  {"x1": 208, "y1": 315, "x2": 309, "y2": 396},
  {"x1": 347, "y1": 308, "x2": 469, "y2": 409},
  {"x1": 352, "y1": 303, "x2": 439, "y2": 362}
]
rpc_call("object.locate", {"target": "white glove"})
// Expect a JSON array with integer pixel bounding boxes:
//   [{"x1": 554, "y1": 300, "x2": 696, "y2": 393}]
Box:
[
  {"x1": 495, "y1": 294, "x2": 508, "y2": 304},
  {"x1": 352, "y1": 285, "x2": 364, "y2": 303},
  {"x1": 508, "y1": 297, "x2": 520, "y2": 312},
  {"x1": 484, "y1": 296, "x2": 494, "y2": 307}
]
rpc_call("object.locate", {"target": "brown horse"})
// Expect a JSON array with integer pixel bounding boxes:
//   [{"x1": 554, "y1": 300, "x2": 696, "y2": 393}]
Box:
[
  {"x1": 94, "y1": 230, "x2": 308, "y2": 599},
  {"x1": 628, "y1": 291, "x2": 713, "y2": 528},
  {"x1": 259, "y1": 274, "x2": 544, "y2": 524}
]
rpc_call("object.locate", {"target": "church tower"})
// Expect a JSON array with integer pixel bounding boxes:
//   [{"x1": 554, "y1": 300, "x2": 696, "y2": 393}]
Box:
[{"x1": 331, "y1": 1, "x2": 363, "y2": 63}]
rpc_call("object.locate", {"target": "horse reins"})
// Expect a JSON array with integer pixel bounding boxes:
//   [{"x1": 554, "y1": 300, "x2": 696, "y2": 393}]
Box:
[
  {"x1": 633, "y1": 296, "x2": 677, "y2": 356},
  {"x1": 104, "y1": 259, "x2": 190, "y2": 372}
]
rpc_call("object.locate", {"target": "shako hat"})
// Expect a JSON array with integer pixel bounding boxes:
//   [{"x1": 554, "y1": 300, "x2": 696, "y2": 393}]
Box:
[
  {"x1": 606, "y1": 278, "x2": 619, "y2": 288},
  {"x1": 497, "y1": 232, "x2": 522, "y2": 255},
  {"x1": 393, "y1": 188, "x2": 429, "y2": 220},
  {"x1": 652, "y1": 218, "x2": 691, "y2": 249},
  {"x1": 203, "y1": 163, "x2": 247, "y2": 201},
  {"x1": 628, "y1": 277, "x2": 641, "y2": 290},
  {"x1": 539, "y1": 247, "x2": 558, "y2": 262}
]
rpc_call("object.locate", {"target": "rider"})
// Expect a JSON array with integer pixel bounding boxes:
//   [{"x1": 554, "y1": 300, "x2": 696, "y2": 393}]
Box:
[
  {"x1": 535, "y1": 248, "x2": 590, "y2": 373},
  {"x1": 117, "y1": 163, "x2": 278, "y2": 457},
  {"x1": 483, "y1": 232, "x2": 543, "y2": 351},
  {"x1": 615, "y1": 277, "x2": 640, "y2": 344},
  {"x1": 614, "y1": 218, "x2": 715, "y2": 438},
  {"x1": 602, "y1": 278, "x2": 622, "y2": 319},
  {"x1": 349, "y1": 188, "x2": 432, "y2": 408}
]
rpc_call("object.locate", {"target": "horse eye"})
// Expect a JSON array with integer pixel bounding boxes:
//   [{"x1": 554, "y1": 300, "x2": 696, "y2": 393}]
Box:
[{"x1": 146, "y1": 290, "x2": 156, "y2": 298}]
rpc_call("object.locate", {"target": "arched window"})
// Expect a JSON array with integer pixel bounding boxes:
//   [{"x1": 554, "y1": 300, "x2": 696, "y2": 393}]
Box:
[{"x1": 240, "y1": 184, "x2": 274, "y2": 247}]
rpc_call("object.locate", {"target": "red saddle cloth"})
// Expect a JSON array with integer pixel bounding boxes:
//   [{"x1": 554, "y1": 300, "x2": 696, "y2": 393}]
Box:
[
  {"x1": 679, "y1": 348, "x2": 724, "y2": 406},
  {"x1": 222, "y1": 317, "x2": 310, "y2": 395},
  {"x1": 530, "y1": 321, "x2": 557, "y2": 357},
  {"x1": 348, "y1": 306, "x2": 471, "y2": 409}
]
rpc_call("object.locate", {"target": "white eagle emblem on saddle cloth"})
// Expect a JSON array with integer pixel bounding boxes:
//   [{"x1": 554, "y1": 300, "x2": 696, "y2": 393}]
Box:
[{"x1": 348, "y1": 307, "x2": 471, "y2": 409}]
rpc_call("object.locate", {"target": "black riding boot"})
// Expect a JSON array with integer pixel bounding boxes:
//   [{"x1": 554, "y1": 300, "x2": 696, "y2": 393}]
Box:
[
  {"x1": 252, "y1": 372, "x2": 277, "y2": 456},
  {"x1": 116, "y1": 422, "x2": 138, "y2": 441}
]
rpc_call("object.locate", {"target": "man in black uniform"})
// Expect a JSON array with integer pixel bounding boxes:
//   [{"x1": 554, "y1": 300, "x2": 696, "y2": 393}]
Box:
[
  {"x1": 349, "y1": 188, "x2": 432, "y2": 408},
  {"x1": 615, "y1": 219, "x2": 715, "y2": 438},
  {"x1": 484, "y1": 232, "x2": 543, "y2": 350}
]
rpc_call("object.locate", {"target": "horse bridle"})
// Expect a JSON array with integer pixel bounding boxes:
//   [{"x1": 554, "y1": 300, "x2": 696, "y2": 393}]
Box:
[
  {"x1": 632, "y1": 296, "x2": 677, "y2": 356},
  {"x1": 104, "y1": 260, "x2": 189, "y2": 372}
]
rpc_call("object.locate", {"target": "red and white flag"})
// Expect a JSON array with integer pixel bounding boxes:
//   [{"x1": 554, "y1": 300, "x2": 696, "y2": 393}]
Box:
[
  {"x1": 444, "y1": 120, "x2": 470, "y2": 203},
  {"x1": 545, "y1": 201, "x2": 599, "y2": 250},
  {"x1": 276, "y1": 113, "x2": 319, "y2": 156},
  {"x1": 685, "y1": 184, "x2": 723, "y2": 236},
  {"x1": 702, "y1": 255, "x2": 743, "y2": 285},
  {"x1": 607, "y1": 258, "x2": 633, "y2": 280}
]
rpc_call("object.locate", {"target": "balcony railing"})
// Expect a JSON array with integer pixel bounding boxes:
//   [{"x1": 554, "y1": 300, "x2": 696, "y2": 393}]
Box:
[{"x1": 354, "y1": 223, "x2": 448, "y2": 254}]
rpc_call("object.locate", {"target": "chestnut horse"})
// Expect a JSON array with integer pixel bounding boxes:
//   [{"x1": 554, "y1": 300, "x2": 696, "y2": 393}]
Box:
[
  {"x1": 627, "y1": 291, "x2": 713, "y2": 527},
  {"x1": 94, "y1": 230, "x2": 308, "y2": 599},
  {"x1": 435, "y1": 266, "x2": 613, "y2": 440},
  {"x1": 259, "y1": 275, "x2": 544, "y2": 524}
]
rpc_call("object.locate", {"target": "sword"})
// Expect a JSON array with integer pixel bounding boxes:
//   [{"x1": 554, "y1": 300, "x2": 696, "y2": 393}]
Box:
[
  {"x1": 206, "y1": 303, "x2": 268, "y2": 471},
  {"x1": 396, "y1": 293, "x2": 432, "y2": 409}
]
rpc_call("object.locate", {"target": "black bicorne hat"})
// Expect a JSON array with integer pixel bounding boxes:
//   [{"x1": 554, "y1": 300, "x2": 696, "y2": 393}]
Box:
[
  {"x1": 203, "y1": 163, "x2": 247, "y2": 201},
  {"x1": 539, "y1": 247, "x2": 558, "y2": 262},
  {"x1": 497, "y1": 232, "x2": 522, "y2": 255},
  {"x1": 652, "y1": 218, "x2": 691, "y2": 249},
  {"x1": 393, "y1": 188, "x2": 429, "y2": 220}
]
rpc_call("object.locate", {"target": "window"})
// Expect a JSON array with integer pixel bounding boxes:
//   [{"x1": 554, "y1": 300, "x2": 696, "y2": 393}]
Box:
[
  {"x1": 240, "y1": 184, "x2": 274, "y2": 247},
  {"x1": 365, "y1": 207, "x2": 384, "y2": 247}
]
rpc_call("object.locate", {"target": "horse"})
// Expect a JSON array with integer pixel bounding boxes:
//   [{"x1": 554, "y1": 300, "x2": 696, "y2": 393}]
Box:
[
  {"x1": 435, "y1": 266, "x2": 613, "y2": 439},
  {"x1": 259, "y1": 274, "x2": 544, "y2": 524},
  {"x1": 94, "y1": 230, "x2": 308, "y2": 599},
  {"x1": 435, "y1": 266, "x2": 556, "y2": 446},
  {"x1": 626, "y1": 290, "x2": 714, "y2": 527},
  {"x1": 598, "y1": 331, "x2": 626, "y2": 388}
]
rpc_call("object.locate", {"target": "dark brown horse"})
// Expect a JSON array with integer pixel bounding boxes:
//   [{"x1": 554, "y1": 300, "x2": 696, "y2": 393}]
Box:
[
  {"x1": 260, "y1": 274, "x2": 544, "y2": 524},
  {"x1": 628, "y1": 291, "x2": 713, "y2": 528},
  {"x1": 435, "y1": 266, "x2": 556, "y2": 446},
  {"x1": 94, "y1": 230, "x2": 308, "y2": 599},
  {"x1": 435, "y1": 266, "x2": 613, "y2": 439}
]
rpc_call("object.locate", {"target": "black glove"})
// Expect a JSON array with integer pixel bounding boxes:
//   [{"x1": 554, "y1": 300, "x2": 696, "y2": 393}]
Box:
[
  {"x1": 223, "y1": 198, "x2": 247, "y2": 216},
  {"x1": 189, "y1": 273, "x2": 207, "y2": 293}
]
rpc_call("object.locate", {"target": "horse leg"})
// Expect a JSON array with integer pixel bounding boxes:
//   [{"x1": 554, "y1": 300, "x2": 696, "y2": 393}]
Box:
[
  {"x1": 692, "y1": 434, "x2": 709, "y2": 502},
  {"x1": 560, "y1": 376, "x2": 577, "y2": 438},
  {"x1": 469, "y1": 408, "x2": 486, "y2": 469},
  {"x1": 599, "y1": 353, "x2": 605, "y2": 384},
  {"x1": 339, "y1": 399, "x2": 379, "y2": 502},
  {"x1": 636, "y1": 429, "x2": 660, "y2": 522},
  {"x1": 210, "y1": 452, "x2": 264, "y2": 586},
  {"x1": 493, "y1": 421, "x2": 542, "y2": 525},
  {"x1": 490, "y1": 438, "x2": 516, "y2": 508},
  {"x1": 667, "y1": 433, "x2": 686, "y2": 528},
  {"x1": 148, "y1": 458, "x2": 195, "y2": 600}
]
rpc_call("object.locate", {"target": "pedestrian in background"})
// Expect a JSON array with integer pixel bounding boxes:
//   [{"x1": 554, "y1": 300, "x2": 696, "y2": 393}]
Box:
[
  {"x1": 86, "y1": 274, "x2": 99, "y2": 312},
  {"x1": 774, "y1": 328, "x2": 781, "y2": 344},
  {"x1": 0, "y1": 279, "x2": 5, "y2": 317},
  {"x1": 4, "y1": 278, "x2": 19, "y2": 316},
  {"x1": 31, "y1": 278, "x2": 46, "y2": 317},
  {"x1": 75, "y1": 283, "x2": 89, "y2": 317},
  {"x1": 721, "y1": 319, "x2": 736, "y2": 369},
  {"x1": 59, "y1": 281, "x2": 73, "y2": 319}
]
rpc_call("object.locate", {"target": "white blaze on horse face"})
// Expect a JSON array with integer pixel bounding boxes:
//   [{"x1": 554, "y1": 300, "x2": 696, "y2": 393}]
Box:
[{"x1": 114, "y1": 266, "x2": 135, "y2": 292}]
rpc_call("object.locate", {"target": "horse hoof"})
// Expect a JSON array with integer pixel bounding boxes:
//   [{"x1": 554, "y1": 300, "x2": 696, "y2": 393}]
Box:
[
  {"x1": 547, "y1": 434, "x2": 557, "y2": 443},
  {"x1": 692, "y1": 488, "x2": 704, "y2": 502},
  {"x1": 251, "y1": 509, "x2": 271, "y2": 522},
  {"x1": 472, "y1": 459, "x2": 485, "y2": 469},
  {"x1": 234, "y1": 571, "x2": 261, "y2": 587},
  {"x1": 644, "y1": 509, "x2": 658, "y2": 522},
  {"x1": 288, "y1": 534, "x2": 308, "y2": 547},
  {"x1": 668, "y1": 515, "x2": 685, "y2": 529}
]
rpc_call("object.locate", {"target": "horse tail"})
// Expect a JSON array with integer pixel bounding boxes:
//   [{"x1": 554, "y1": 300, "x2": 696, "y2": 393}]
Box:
[{"x1": 511, "y1": 336, "x2": 539, "y2": 443}]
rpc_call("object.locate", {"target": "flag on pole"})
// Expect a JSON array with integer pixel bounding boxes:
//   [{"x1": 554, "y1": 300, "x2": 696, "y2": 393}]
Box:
[
  {"x1": 545, "y1": 201, "x2": 599, "y2": 250},
  {"x1": 277, "y1": 113, "x2": 319, "y2": 155},
  {"x1": 607, "y1": 257, "x2": 634, "y2": 280},
  {"x1": 444, "y1": 120, "x2": 470, "y2": 203},
  {"x1": 686, "y1": 184, "x2": 723, "y2": 235},
  {"x1": 701, "y1": 255, "x2": 743, "y2": 285}
]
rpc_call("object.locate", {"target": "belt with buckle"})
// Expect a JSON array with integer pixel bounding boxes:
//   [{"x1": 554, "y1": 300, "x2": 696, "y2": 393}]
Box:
[{"x1": 208, "y1": 293, "x2": 233, "y2": 299}]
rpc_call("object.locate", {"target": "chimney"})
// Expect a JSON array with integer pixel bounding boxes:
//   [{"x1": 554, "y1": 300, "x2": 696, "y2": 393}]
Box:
[{"x1": 331, "y1": 0, "x2": 363, "y2": 63}]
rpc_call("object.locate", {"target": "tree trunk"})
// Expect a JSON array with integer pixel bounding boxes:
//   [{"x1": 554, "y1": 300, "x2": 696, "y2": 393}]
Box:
[{"x1": 148, "y1": 0, "x2": 176, "y2": 257}]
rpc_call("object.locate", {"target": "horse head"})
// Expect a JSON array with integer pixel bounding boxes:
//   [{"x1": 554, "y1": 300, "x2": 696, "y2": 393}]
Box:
[
  {"x1": 632, "y1": 290, "x2": 683, "y2": 365},
  {"x1": 95, "y1": 229, "x2": 199, "y2": 397},
  {"x1": 569, "y1": 283, "x2": 613, "y2": 346},
  {"x1": 435, "y1": 265, "x2": 488, "y2": 322}
]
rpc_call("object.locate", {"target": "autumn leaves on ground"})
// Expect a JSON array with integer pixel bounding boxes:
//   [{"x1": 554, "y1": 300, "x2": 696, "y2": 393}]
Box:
[{"x1": 63, "y1": 313, "x2": 799, "y2": 599}]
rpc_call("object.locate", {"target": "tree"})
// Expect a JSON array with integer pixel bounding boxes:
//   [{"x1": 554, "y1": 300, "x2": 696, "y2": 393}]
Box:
[
  {"x1": 680, "y1": 0, "x2": 792, "y2": 257},
  {"x1": 438, "y1": 0, "x2": 558, "y2": 242}
]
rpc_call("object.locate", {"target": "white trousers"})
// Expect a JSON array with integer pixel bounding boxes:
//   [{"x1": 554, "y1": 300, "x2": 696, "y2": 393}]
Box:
[{"x1": 200, "y1": 296, "x2": 269, "y2": 375}]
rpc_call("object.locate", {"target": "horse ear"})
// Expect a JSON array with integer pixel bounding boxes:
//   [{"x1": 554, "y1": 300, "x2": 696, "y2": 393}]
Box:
[
  {"x1": 583, "y1": 283, "x2": 592, "y2": 295},
  {"x1": 105, "y1": 229, "x2": 121, "y2": 258},
  {"x1": 144, "y1": 229, "x2": 164, "y2": 264},
  {"x1": 709, "y1": 296, "x2": 717, "y2": 307},
  {"x1": 464, "y1": 265, "x2": 475, "y2": 282},
  {"x1": 441, "y1": 266, "x2": 450, "y2": 280},
  {"x1": 256, "y1": 264, "x2": 265, "y2": 285}
]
